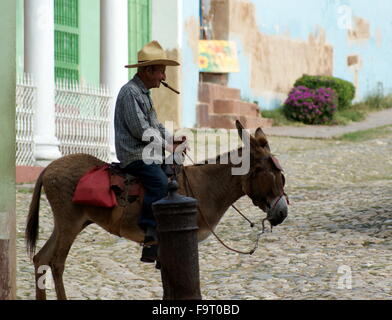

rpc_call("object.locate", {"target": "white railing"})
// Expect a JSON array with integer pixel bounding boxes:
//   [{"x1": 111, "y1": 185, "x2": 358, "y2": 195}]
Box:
[
  {"x1": 16, "y1": 73, "x2": 36, "y2": 166},
  {"x1": 15, "y1": 74, "x2": 113, "y2": 165},
  {"x1": 55, "y1": 80, "x2": 112, "y2": 162}
]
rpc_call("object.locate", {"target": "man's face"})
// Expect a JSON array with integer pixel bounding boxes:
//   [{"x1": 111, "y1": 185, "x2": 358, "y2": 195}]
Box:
[{"x1": 146, "y1": 65, "x2": 166, "y2": 89}]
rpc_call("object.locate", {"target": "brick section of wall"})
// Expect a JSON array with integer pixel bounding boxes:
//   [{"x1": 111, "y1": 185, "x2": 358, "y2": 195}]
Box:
[
  {"x1": 213, "y1": 99, "x2": 259, "y2": 117},
  {"x1": 198, "y1": 82, "x2": 240, "y2": 106},
  {"x1": 197, "y1": 82, "x2": 272, "y2": 129},
  {"x1": 196, "y1": 103, "x2": 210, "y2": 128}
]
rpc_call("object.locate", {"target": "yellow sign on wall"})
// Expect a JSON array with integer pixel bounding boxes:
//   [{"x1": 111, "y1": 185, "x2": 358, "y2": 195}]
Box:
[{"x1": 199, "y1": 40, "x2": 240, "y2": 73}]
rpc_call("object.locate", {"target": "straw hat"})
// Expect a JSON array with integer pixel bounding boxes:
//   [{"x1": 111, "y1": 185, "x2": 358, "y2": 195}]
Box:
[{"x1": 125, "y1": 40, "x2": 180, "y2": 68}]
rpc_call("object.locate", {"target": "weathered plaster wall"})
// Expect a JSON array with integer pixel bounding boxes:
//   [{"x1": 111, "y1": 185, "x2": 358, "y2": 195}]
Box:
[
  {"x1": 151, "y1": 48, "x2": 182, "y2": 129},
  {"x1": 151, "y1": 0, "x2": 183, "y2": 129},
  {"x1": 210, "y1": 0, "x2": 392, "y2": 109},
  {"x1": 348, "y1": 16, "x2": 371, "y2": 42},
  {"x1": 230, "y1": 3, "x2": 332, "y2": 92}
]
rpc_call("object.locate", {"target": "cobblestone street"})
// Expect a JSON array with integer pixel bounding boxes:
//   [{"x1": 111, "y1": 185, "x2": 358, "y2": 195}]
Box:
[{"x1": 15, "y1": 126, "x2": 392, "y2": 300}]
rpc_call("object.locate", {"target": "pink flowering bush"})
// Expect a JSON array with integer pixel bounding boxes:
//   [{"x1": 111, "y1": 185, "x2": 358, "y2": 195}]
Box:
[{"x1": 283, "y1": 86, "x2": 338, "y2": 124}]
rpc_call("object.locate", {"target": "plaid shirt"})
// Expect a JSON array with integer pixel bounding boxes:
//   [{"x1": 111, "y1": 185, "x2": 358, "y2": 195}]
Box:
[{"x1": 114, "y1": 75, "x2": 173, "y2": 167}]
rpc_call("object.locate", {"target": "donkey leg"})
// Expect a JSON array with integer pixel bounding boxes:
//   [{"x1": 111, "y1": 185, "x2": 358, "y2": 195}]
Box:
[
  {"x1": 50, "y1": 260, "x2": 67, "y2": 300},
  {"x1": 33, "y1": 232, "x2": 57, "y2": 300},
  {"x1": 33, "y1": 265, "x2": 47, "y2": 300},
  {"x1": 48, "y1": 240, "x2": 77, "y2": 300},
  {"x1": 49, "y1": 221, "x2": 88, "y2": 300}
]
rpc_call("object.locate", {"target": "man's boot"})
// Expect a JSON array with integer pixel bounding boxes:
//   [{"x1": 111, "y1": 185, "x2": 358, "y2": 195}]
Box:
[{"x1": 140, "y1": 227, "x2": 158, "y2": 263}]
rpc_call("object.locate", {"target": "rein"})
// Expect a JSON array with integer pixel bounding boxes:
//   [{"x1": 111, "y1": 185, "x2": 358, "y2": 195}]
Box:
[{"x1": 181, "y1": 154, "x2": 266, "y2": 255}]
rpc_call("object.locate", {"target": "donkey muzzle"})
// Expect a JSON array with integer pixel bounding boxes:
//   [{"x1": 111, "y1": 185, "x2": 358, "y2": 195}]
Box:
[{"x1": 267, "y1": 196, "x2": 288, "y2": 226}]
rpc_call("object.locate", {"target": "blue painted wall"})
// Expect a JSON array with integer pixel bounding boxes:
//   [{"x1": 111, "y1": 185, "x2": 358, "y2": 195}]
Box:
[{"x1": 226, "y1": 0, "x2": 392, "y2": 110}]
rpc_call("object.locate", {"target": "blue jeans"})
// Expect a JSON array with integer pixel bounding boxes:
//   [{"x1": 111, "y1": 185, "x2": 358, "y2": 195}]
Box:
[{"x1": 123, "y1": 160, "x2": 168, "y2": 231}]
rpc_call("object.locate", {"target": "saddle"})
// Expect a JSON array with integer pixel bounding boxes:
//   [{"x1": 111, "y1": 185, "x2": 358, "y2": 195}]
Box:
[
  {"x1": 109, "y1": 138, "x2": 187, "y2": 206},
  {"x1": 73, "y1": 138, "x2": 187, "y2": 208},
  {"x1": 108, "y1": 161, "x2": 182, "y2": 207}
]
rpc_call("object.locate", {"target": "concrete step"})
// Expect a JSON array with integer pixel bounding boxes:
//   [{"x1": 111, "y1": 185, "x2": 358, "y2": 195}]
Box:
[
  {"x1": 213, "y1": 99, "x2": 260, "y2": 117},
  {"x1": 196, "y1": 82, "x2": 273, "y2": 130},
  {"x1": 198, "y1": 82, "x2": 241, "y2": 104}
]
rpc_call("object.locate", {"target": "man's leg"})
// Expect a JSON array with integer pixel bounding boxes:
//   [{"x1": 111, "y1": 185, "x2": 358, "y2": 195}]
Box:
[
  {"x1": 123, "y1": 160, "x2": 168, "y2": 263},
  {"x1": 123, "y1": 160, "x2": 168, "y2": 231}
]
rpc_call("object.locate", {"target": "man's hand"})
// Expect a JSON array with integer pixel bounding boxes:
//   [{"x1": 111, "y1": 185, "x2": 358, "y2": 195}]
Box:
[
  {"x1": 173, "y1": 136, "x2": 190, "y2": 154},
  {"x1": 165, "y1": 143, "x2": 176, "y2": 154},
  {"x1": 166, "y1": 136, "x2": 190, "y2": 165}
]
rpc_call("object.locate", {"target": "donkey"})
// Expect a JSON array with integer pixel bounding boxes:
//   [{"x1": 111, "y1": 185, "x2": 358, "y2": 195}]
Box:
[{"x1": 25, "y1": 121, "x2": 288, "y2": 300}]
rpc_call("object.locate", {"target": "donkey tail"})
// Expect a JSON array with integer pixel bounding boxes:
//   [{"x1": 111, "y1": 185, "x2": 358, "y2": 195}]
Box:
[{"x1": 25, "y1": 168, "x2": 46, "y2": 259}]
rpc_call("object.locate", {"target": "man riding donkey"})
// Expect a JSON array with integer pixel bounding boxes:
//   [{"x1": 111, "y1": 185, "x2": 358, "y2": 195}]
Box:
[{"x1": 114, "y1": 40, "x2": 186, "y2": 263}]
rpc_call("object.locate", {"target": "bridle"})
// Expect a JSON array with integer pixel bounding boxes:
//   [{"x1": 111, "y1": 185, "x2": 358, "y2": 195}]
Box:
[
  {"x1": 181, "y1": 153, "x2": 289, "y2": 255},
  {"x1": 245, "y1": 155, "x2": 289, "y2": 213}
]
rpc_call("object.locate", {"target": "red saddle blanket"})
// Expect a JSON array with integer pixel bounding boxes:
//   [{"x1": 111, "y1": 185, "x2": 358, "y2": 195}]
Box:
[
  {"x1": 72, "y1": 164, "x2": 118, "y2": 207},
  {"x1": 72, "y1": 164, "x2": 143, "y2": 208}
]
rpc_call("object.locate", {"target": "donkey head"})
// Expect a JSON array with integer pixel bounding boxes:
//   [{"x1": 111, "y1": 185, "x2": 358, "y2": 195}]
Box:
[{"x1": 235, "y1": 120, "x2": 288, "y2": 227}]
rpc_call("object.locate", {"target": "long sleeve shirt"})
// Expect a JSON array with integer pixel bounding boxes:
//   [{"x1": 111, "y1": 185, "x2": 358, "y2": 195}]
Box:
[{"x1": 114, "y1": 74, "x2": 173, "y2": 167}]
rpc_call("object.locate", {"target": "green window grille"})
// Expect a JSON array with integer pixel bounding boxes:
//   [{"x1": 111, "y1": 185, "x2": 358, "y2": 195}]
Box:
[
  {"x1": 128, "y1": 0, "x2": 152, "y2": 78},
  {"x1": 54, "y1": 0, "x2": 79, "y2": 81}
]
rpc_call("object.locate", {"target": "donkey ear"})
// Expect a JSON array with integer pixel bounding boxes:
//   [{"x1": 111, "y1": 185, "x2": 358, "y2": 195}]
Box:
[
  {"x1": 235, "y1": 120, "x2": 247, "y2": 142},
  {"x1": 235, "y1": 120, "x2": 245, "y2": 132},
  {"x1": 255, "y1": 127, "x2": 265, "y2": 139},
  {"x1": 237, "y1": 121, "x2": 249, "y2": 149},
  {"x1": 255, "y1": 127, "x2": 271, "y2": 151},
  {"x1": 235, "y1": 120, "x2": 259, "y2": 149}
]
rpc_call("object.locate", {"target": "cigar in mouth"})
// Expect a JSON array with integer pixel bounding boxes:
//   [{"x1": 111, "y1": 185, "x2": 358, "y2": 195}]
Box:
[{"x1": 161, "y1": 81, "x2": 180, "y2": 94}]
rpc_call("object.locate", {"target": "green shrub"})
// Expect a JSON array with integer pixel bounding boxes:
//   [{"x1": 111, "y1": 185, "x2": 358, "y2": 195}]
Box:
[{"x1": 294, "y1": 74, "x2": 355, "y2": 110}]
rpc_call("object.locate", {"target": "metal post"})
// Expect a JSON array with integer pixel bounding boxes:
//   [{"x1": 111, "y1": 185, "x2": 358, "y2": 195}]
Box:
[
  {"x1": 0, "y1": 0, "x2": 16, "y2": 300},
  {"x1": 152, "y1": 180, "x2": 202, "y2": 300}
]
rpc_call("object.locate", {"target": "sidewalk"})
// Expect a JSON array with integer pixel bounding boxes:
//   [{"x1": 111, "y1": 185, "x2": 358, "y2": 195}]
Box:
[{"x1": 263, "y1": 108, "x2": 392, "y2": 139}]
